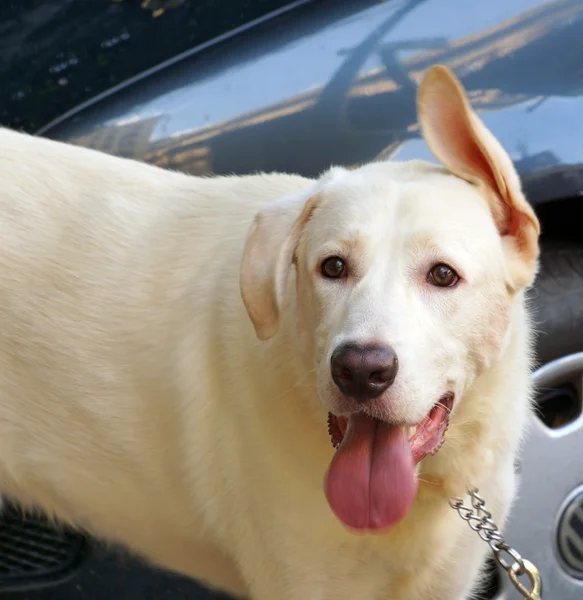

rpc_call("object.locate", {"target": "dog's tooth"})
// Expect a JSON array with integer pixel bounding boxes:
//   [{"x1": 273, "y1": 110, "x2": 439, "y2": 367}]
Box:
[
  {"x1": 408, "y1": 426, "x2": 416, "y2": 439},
  {"x1": 327, "y1": 413, "x2": 343, "y2": 449}
]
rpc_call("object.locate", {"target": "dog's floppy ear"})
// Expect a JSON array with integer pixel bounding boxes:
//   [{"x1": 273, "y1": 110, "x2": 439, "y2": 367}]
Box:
[
  {"x1": 417, "y1": 65, "x2": 540, "y2": 289},
  {"x1": 240, "y1": 189, "x2": 322, "y2": 340}
]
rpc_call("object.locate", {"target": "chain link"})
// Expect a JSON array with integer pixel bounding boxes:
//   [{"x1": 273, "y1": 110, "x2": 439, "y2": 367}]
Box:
[{"x1": 450, "y1": 487, "x2": 542, "y2": 600}]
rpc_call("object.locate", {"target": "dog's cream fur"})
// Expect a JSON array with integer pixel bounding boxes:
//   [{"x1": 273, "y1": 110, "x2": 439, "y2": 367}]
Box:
[{"x1": 0, "y1": 66, "x2": 539, "y2": 599}]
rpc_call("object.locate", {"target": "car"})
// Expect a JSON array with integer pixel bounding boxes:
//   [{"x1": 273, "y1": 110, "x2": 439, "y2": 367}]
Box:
[{"x1": 1, "y1": 0, "x2": 583, "y2": 598}]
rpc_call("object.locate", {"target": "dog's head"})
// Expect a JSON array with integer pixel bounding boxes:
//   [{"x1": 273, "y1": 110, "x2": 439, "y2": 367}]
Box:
[{"x1": 240, "y1": 65, "x2": 539, "y2": 531}]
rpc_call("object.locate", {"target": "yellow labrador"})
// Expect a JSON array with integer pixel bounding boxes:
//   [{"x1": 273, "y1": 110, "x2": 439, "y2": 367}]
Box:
[{"x1": 0, "y1": 65, "x2": 539, "y2": 599}]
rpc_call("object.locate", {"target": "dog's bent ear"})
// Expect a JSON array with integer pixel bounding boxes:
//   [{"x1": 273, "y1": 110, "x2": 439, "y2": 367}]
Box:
[
  {"x1": 240, "y1": 189, "x2": 322, "y2": 341},
  {"x1": 417, "y1": 65, "x2": 540, "y2": 289}
]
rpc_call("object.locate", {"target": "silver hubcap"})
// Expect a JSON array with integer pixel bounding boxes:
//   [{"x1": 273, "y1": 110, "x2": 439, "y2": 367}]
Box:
[{"x1": 498, "y1": 352, "x2": 583, "y2": 599}]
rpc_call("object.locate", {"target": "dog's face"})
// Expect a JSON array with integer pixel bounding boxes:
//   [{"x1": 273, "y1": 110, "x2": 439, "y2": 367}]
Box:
[
  {"x1": 294, "y1": 162, "x2": 512, "y2": 426},
  {"x1": 240, "y1": 65, "x2": 540, "y2": 531}
]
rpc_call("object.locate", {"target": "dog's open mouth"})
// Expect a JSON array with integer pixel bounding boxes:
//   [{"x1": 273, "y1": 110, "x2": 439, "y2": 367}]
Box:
[{"x1": 324, "y1": 393, "x2": 454, "y2": 533}]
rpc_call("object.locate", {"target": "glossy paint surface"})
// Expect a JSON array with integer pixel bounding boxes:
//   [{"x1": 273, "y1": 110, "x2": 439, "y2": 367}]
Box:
[{"x1": 38, "y1": 0, "x2": 583, "y2": 206}]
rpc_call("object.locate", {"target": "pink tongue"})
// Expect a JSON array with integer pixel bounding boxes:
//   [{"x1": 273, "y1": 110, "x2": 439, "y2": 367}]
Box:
[{"x1": 324, "y1": 414, "x2": 418, "y2": 531}]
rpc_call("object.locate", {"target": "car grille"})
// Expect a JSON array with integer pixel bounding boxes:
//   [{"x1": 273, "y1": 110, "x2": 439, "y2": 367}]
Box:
[{"x1": 0, "y1": 502, "x2": 87, "y2": 591}]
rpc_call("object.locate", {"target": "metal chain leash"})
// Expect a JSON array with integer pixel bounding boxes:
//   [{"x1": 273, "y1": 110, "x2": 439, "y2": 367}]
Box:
[{"x1": 450, "y1": 487, "x2": 542, "y2": 600}]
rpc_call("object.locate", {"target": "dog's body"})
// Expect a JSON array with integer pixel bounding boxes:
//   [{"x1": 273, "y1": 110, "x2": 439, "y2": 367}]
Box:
[{"x1": 0, "y1": 67, "x2": 539, "y2": 599}]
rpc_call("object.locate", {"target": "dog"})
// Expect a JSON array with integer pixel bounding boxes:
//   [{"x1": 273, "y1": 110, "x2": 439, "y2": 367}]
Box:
[{"x1": 0, "y1": 65, "x2": 539, "y2": 599}]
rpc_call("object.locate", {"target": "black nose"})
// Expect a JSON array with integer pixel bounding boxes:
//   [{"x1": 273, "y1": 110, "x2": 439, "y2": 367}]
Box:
[{"x1": 330, "y1": 343, "x2": 398, "y2": 402}]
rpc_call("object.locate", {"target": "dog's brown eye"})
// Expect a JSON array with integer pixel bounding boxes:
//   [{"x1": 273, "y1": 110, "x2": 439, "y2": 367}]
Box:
[
  {"x1": 428, "y1": 263, "x2": 459, "y2": 287},
  {"x1": 321, "y1": 256, "x2": 347, "y2": 279}
]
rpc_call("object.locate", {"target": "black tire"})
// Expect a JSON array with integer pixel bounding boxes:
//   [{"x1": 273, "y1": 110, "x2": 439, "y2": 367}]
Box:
[{"x1": 530, "y1": 243, "x2": 583, "y2": 366}]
